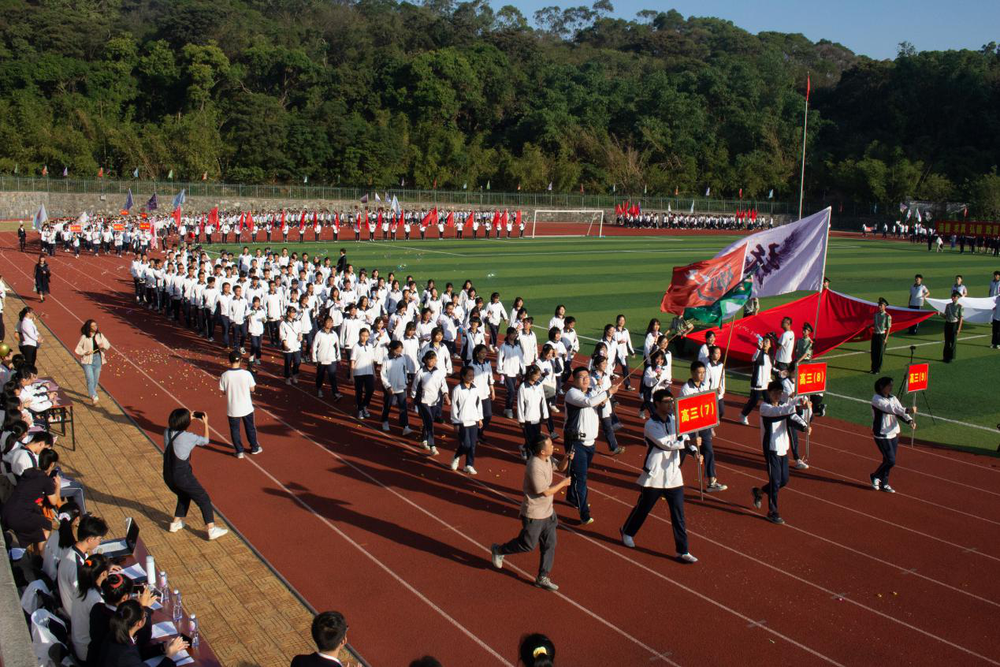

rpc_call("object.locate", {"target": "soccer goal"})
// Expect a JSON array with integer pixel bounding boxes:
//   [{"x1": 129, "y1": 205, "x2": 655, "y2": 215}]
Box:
[{"x1": 531, "y1": 209, "x2": 605, "y2": 238}]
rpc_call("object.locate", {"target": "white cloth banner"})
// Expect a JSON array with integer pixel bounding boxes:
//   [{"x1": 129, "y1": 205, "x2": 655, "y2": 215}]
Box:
[
  {"x1": 715, "y1": 208, "x2": 831, "y2": 298},
  {"x1": 926, "y1": 295, "x2": 999, "y2": 324}
]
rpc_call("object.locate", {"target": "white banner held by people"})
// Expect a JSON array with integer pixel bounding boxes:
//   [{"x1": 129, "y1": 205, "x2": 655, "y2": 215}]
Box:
[
  {"x1": 926, "y1": 295, "x2": 997, "y2": 325},
  {"x1": 715, "y1": 207, "x2": 831, "y2": 297}
]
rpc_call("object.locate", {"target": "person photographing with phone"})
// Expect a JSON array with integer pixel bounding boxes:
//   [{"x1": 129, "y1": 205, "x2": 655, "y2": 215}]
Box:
[{"x1": 163, "y1": 408, "x2": 228, "y2": 541}]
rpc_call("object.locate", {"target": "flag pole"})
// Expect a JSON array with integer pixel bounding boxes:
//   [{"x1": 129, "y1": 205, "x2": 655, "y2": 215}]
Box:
[{"x1": 798, "y1": 73, "x2": 810, "y2": 219}]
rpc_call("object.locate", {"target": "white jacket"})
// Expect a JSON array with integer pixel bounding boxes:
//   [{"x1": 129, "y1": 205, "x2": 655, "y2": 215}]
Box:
[
  {"x1": 312, "y1": 330, "x2": 341, "y2": 364},
  {"x1": 517, "y1": 381, "x2": 549, "y2": 424},
  {"x1": 381, "y1": 355, "x2": 409, "y2": 394},
  {"x1": 451, "y1": 383, "x2": 483, "y2": 427}
]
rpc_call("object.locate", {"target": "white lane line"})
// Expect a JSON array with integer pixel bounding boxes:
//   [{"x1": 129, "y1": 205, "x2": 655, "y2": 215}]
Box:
[
  {"x1": 15, "y1": 255, "x2": 684, "y2": 666},
  {"x1": 0, "y1": 255, "x2": 517, "y2": 666}
]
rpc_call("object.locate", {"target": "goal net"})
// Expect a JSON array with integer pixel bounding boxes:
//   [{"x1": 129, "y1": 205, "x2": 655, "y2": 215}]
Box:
[{"x1": 531, "y1": 209, "x2": 605, "y2": 238}]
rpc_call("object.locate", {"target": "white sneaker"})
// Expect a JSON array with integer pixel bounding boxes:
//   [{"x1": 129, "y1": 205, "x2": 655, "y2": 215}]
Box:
[
  {"x1": 450, "y1": 457, "x2": 461, "y2": 471},
  {"x1": 236, "y1": 452, "x2": 245, "y2": 459},
  {"x1": 363, "y1": 409, "x2": 371, "y2": 418},
  {"x1": 291, "y1": 376, "x2": 298, "y2": 384},
  {"x1": 317, "y1": 390, "x2": 324, "y2": 398},
  {"x1": 208, "y1": 526, "x2": 229, "y2": 541},
  {"x1": 678, "y1": 553, "x2": 698, "y2": 564},
  {"x1": 504, "y1": 409, "x2": 513, "y2": 419},
  {"x1": 334, "y1": 392, "x2": 344, "y2": 400},
  {"x1": 358, "y1": 411, "x2": 365, "y2": 420},
  {"x1": 739, "y1": 416, "x2": 749, "y2": 425},
  {"x1": 420, "y1": 440, "x2": 429, "y2": 449},
  {"x1": 169, "y1": 520, "x2": 184, "y2": 533},
  {"x1": 620, "y1": 529, "x2": 635, "y2": 548},
  {"x1": 794, "y1": 459, "x2": 809, "y2": 470},
  {"x1": 381, "y1": 422, "x2": 390, "y2": 432},
  {"x1": 464, "y1": 465, "x2": 478, "y2": 475},
  {"x1": 638, "y1": 409, "x2": 647, "y2": 420},
  {"x1": 429, "y1": 446, "x2": 439, "y2": 456},
  {"x1": 402, "y1": 426, "x2": 414, "y2": 436},
  {"x1": 285, "y1": 378, "x2": 292, "y2": 386}
]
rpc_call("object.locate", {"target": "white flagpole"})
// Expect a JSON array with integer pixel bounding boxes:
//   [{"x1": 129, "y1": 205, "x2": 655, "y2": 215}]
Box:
[{"x1": 798, "y1": 74, "x2": 810, "y2": 220}]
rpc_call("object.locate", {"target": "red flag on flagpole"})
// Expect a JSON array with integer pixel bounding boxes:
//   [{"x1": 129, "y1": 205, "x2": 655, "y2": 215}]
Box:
[
  {"x1": 432, "y1": 207, "x2": 439, "y2": 225},
  {"x1": 515, "y1": 210, "x2": 522, "y2": 226},
  {"x1": 467, "y1": 211, "x2": 474, "y2": 226},
  {"x1": 500, "y1": 209, "x2": 508, "y2": 227},
  {"x1": 739, "y1": 188, "x2": 743, "y2": 199},
  {"x1": 208, "y1": 207, "x2": 218, "y2": 227},
  {"x1": 660, "y1": 246, "x2": 746, "y2": 315},
  {"x1": 245, "y1": 211, "x2": 253, "y2": 230},
  {"x1": 806, "y1": 73, "x2": 811, "y2": 104},
  {"x1": 172, "y1": 206, "x2": 181, "y2": 226},
  {"x1": 421, "y1": 209, "x2": 434, "y2": 227},
  {"x1": 492, "y1": 209, "x2": 500, "y2": 227},
  {"x1": 98, "y1": 167, "x2": 104, "y2": 178},
  {"x1": 446, "y1": 211, "x2": 454, "y2": 228},
  {"x1": 334, "y1": 212, "x2": 340, "y2": 232},
  {"x1": 200, "y1": 215, "x2": 206, "y2": 235}
]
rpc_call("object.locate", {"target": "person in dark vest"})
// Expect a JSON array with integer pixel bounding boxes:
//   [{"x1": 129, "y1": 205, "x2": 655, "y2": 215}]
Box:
[{"x1": 162, "y1": 408, "x2": 228, "y2": 541}]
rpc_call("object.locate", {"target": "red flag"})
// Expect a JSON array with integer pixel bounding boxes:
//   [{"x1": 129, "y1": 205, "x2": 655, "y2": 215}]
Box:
[
  {"x1": 630, "y1": 203, "x2": 640, "y2": 216},
  {"x1": 466, "y1": 211, "x2": 474, "y2": 227},
  {"x1": 446, "y1": 211, "x2": 454, "y2": 228},
  {"x1": 421, "y1": 209, "x2": 433, "y2": 227},
  {"x1": 615, "y1": 203, "x2": 622, "y2": 216},
  {"x1": 280, "y1": 209, "x2": 286, "y2": 227},
  {"x1": 751, "y1": 209, "x2": 758, "y2": 221},
  {"x1": 433, "y1": 178, "x2": 437, "y2": 189},
  {"x1": 659, "y1": 246, "x2": 745, "y2": 315},
  {"x1": 246, "y1": 211, "x2": 253, "y2": 230},
  {"x1": 172, "y1": 206, "x2": 181, "y2": 226},
  {"x1": 334, "y1": 212, "x2": 340, "y2": 231},
  {"x1": 98, "y1": 167, "x2": 104, "y2": 178},
  {"x1": 200, "y1": 215, "x2": 205, "y2": 235},
  {"x1": 674, "y1": 186, "x2": 679, "y2": 196},
  {"x1": 390, "y1": 213, "x2": 398, "y2": 232},
  {"x1": 805, "y1": 73, "x2": 811, "y2": 103},
  {"x1": 238, "y1": 212, "x2": 245, "y2": 229},
  {"x1": 739, "y1": 188, "x2": 743, "y2": 199},
  {"x1": 377, "y1": 210, "x2": 383, "y2": 227},
  {"x1": 208, "y1": 207, "x2": 218, "y2": 227},
  {"x1": 492, "y1": 209, "x2": 500, "y2": 227},
  {"x1": 41, "y1": 166, "x2": 48, "y2": 176},
  {"x1": 500, "y1": 209, "x2": 508, "y2": 227},
  {"x1": 579, "y1": 184, "x2": 584, "y2": 194},
  {"x1": 515, "y1": 210, "x2": 522, "y2": 226},
  {"x1": 201, "y1": 172, "x2": 207, "y2": 181}
]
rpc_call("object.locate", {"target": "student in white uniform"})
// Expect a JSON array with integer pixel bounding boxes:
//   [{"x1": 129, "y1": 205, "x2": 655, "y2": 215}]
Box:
[
  {"x1": 380, "y1": 341, "x2": 412, "y2": 434},
  {"x1": 564, "y1": 367, "x2": 619, "y2": 525},
  {"x1": 740, "y1": 336, "x2": 773, "y2": 424},
  {"x1": 773, "y1": 317, "x2": 794, "y2": 372},
  {"x1": 449, "y1": 366, "x2": 484, "y2": 474},
  {"x1": 219, "y1": 351, "x2": 262, "y2": 457},
  {"x1": 640, "y1": 349, "x2": 671, "y2": 419},
  {"x1": 279, "y1": 306, "x2": 303, "y2": 384},
  {"x1": 497, "y1": 328, "x2": 525, "y2": 419},
  {"x1": 469, "y1": 344, "x2": 495, "y2": 443},
  {"x1": 484, "y1": 292, "x2": 507, "y2": 349},
  {"x1": 350, "y1": 327, "x2": 377, "y2": 419},
  {"x1": 750, "y1": 381, "x2": 810, "y2": 524},
  {"x1": 312, "y1": 315, "x2": 343, "y2": 399},
  {"x1": 411, "y1": 350, "x2": 450, "y2": 456},
  {"x1": 869, "y1": 376, "x2": 916, "y2": 493},
  {"x1": 613, "y1": 315, "x2": 635, "y2": 390},
  {"x1": 516, "y1": 365, "x2": 550, "y2": 460}
]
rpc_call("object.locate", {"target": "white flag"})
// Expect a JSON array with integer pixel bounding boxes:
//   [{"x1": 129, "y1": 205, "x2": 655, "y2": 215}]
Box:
[
  {"x1": 715, "y1": 208, "x2": 831, "y2": 298},
  {"x1": 667, "y1": 203, "x2": 671, "y2": 213},
  {"x1": 689, "y1": 200, "x2": 695, "y2": 214},
  {"x1": 705, "y1": 187, "x2": 711, "y2": 197},
  {"x1": 33, "y1": 204, "x2": 48, "y2": 230},
  {"x1": 915, "y1": 208, "x2": 922, "y2": 223},
  {"x1": 374, "y1": 192, "x2": 382, "y2": 202},
  {"x1": 390, "y1": 195, "x2": 400, "y2": 215}
]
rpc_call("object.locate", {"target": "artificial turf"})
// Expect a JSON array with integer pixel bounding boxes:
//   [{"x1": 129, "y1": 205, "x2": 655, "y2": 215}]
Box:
[{"x1": 208, "y1": 234, "x2": 1000, "y2": 453}]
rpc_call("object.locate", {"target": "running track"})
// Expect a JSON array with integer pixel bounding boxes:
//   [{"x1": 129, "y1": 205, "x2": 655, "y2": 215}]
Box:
[{"x1": 3, "y1": 236, "x2": 1000, "y2": 666}]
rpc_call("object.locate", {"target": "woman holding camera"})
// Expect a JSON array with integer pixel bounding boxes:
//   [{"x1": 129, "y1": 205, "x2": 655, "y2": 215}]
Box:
[{"x1": 163, "y1": 408, "x2": 228, "y2": 541}]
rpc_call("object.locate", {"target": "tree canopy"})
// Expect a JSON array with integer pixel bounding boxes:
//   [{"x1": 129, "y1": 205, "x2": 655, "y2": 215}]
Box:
[{"x1": 1, "y1": 1, "x2": 998, "y2": 213}]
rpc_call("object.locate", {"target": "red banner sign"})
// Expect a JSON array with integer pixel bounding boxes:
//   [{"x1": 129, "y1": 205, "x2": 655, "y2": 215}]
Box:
[
  {"x1": 935, "y1": 221, "x2": 1000, "y2": 238},
  {"x1": 796, "y1": 362, "x2": 827, "y2": 395},
  {"x1": 675, "y1": 390, "x2": 720, "y2": 435},
  {"x1": 69, "y1": 224, "x2": 82, "y2": 233},
  {"x1": 906, "y1": 363, "x2": 929, "y2": 393},
  {"x1": 112, "y1": 223, "x2": 124, "y2": 231},
  {"x1": 139, "y1": 221, "x2": 151, "y2": 231}
]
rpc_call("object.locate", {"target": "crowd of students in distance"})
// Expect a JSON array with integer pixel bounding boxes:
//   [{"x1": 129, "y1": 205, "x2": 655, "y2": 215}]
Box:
[{"x1": 614, "y1": 210, "x2": 776, "y2": 230}]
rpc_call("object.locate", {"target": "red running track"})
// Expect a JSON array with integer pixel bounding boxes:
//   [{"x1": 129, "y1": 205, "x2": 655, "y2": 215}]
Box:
[{"x1": 3, "y1": 237, "x2": 1000, "y2": 666}]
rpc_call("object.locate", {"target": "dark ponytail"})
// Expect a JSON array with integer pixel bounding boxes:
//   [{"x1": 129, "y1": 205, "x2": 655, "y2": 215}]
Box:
[
  {"x1": 518, "y1": 633, "x2": 555, "y2": 667},
  {"x1": 110, "y1": 600, "x2": 145, "y2": 643}
]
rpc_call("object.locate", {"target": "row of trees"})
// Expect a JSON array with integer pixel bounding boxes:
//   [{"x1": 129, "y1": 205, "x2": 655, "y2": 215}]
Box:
[{"x1": 0, "y1": 1, "x2": 998, "y2": 215}]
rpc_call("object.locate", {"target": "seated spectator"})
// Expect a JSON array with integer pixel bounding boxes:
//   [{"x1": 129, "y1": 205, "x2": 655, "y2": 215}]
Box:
[
  {"x1": 42, "y1": 499, "x2": 81, "y2": 582},
  {"x1": 0, "y1": 447, "x2": 61, "y2": 554},
  {"x1": 95, "y1": 600, "x2": 187, "y2": 666},
  {"x1": 58, "y1": 513, "x2": 109, "y2": 617},
  {"x1": 72, "y1": 553, "x2": 110, "y2": 662},
  {"x1": 89, "y1": 573, "x2": 165, "y2": 667},
  {"x1": 291, "y1": 611, "x2": 349, "y2": 666},
  {"x1": 3, "y1": 430, "x2": 53, "y2": 485},
  {"x1": 519, "y1": 633, "x2": 556, "y2": 667}
]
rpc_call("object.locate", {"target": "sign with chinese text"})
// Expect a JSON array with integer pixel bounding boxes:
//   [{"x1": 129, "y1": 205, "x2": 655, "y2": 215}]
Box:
[
  {"x1": 675, "y1": 390, "x2": 720, "y2": 435},
  {"x1": 906, "y1": 363, "x2": 929, "y2": 393},
  {"x1": 796, "y1": 362, "x2": 827, "y2": 395}
]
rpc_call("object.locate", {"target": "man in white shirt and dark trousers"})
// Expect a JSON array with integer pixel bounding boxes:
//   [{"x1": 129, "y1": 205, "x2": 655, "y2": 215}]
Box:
[
  {"x1": 907, "y1": 274, "x2": 930, "y2": 333},
  {"x1": 751, "y1": 380, "x2": 810, "y2": 524},
  {"x1": 773, "y1": 317, "x2": 794, "y2": 372},
  {"x1": 312, "y1": 315, "x2": 343, "y2": 399},
  {"x1": 219, "y1": 352, "x2": 261, "y2": 458},
  {"x1": 564, "y1": 367, "x2": 619, "y2": 525},
  {"x1": 450, "y1": 366, "x2": 484, "y2": 474},
  {"x1": 870, "y1": 376, "x2": 916, "y2": 493},
  {"x1": 620, "y1": 388, "x2": 700, "y2": 563},
  {"x1": 491, "y1": 436, "x2": 572, "y2": 591},
  {"x1": 280, "y1": 306, "x2": 302, "y2": 384}
]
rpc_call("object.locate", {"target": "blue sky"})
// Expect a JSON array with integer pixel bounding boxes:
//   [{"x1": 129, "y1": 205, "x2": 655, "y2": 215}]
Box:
[{"x1": 501, "y1": 0, "x2": 999, "y2": 60}]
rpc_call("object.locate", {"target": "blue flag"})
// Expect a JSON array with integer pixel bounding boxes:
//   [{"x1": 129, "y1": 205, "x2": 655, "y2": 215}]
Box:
[
  {"x1": 124, "y1": 189, "x2": 134, "y2": 212},
  {"x1": 172, "y1": 189, "x2": 186, "y2": 209},
  {"x1": 147, "y1": 193, "x2": 158, "y2": 211}
]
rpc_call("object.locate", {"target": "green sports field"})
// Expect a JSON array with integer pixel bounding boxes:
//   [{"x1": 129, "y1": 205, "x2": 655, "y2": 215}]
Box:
[{"x1": 210, "y1": 235, "x2": 1000, "y2": 453}]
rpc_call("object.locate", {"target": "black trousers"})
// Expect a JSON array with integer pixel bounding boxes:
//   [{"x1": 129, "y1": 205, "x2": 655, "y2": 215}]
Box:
[
  {"x1": 873, "y1": 436, "x2": 898, "y2": 484},
  {"x1": 316, "y1": 362, "x2": 340, "y2": 393},
  {"x1": 741, "y1": 389, "x2": 765, "y2": 417},
  {"x1": 354, "y1": 374, "x2": 375, "y2": 411},
  {"x1": 497, "y1": 513, "x2": 557, "y2": 578},
  {"x1": 380, "y1": 392, "x2": 409, "y2": 428},
  {"x1": 227, "y1": 413, "x2": 259, "y2": 454},
  {"x1": 167, "y1": 472, "x2": 214, "y2": 524},
  {"x1": 622, "y1": 486, "x2": 688, "y2": 555},
  {"x1": 283, "y1": 351, "x2": 301, "y2": 378},
  {"x1": 762, "y1": 448, "x2": 789, "y2": 516},
  {"x1": 19, "y1": 345, "x2": 38, "y2": 367},
  {"x1": 993, "y1": 320, "x2": 1000, "y2": 347},
  {"x1": 943, "y1": 322, "x2": 959, "y2": 362},
  {"x1": 870, "y1": 333, "x2": 886, "y2": 372}
]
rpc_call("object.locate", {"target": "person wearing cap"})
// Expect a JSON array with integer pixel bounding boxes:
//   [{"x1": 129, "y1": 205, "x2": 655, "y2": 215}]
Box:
[
  {"x1": 751, "y1": 380, "x2": 811, "y2": 524},
  {"x1": 870, "y1": 298, "x2": 891, "y2": 374},
  {"x1": 620, "y1": 388, "x2": 700, "y2": 562},
  {"x1": 941, "y1": 291, "x2": 963, "y2": 362}
]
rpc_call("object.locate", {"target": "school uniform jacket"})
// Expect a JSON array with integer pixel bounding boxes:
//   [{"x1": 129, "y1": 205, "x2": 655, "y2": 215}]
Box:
[
  {"x1": 564, "y1": 387, "x2": 606, "y2": 446},
  {"x1": 871, "y1": 394, "x2": 912, "y2": 439},
  {"x1": 759, "y1": 402, "x2": 808, "y2": 456},
  {"x1": 380, "y1": 355, "x2": 409, "y2": 393},
  {"x1": 750, "y1": 349, "x2": 772, "y2": 390},
  {"x1": 451, "y1": 383, "x2": 483, "y2": 426},
  {"x1": 516, "y1": 381, "x2": 549, "y2": 424},
  {"x1": 638, "y1": 414, "x2": 696, "y2": 489}
]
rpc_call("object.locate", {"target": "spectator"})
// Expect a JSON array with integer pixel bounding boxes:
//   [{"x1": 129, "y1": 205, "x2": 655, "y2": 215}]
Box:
[
  {"x1": 519, "y1": 633, "x2": 556, "y2": 667},
  {"x1": 1, "y1": 447, "x2": 61, "y2": 555},
  {"x1": 58, "y1": 513, "x2": 109, "y2": 617},
  {"x1": 71, "y1": 553, "x2": 109, "y2": 662},
  {"x1": 34, "y1": 255, "x2": 51, "y2": 303},
  {"x1": 14, "y1": 307, "x2": 41, "y2": 367},
  {"x1": 291, "y1": 610, "x2": 350, "y2": 666},
  {"x1": 41, "y1": 499, "x2": 81, "y2": 582},
  {"x1": 218, "y1": 351, "x2": 262, "y2": 458},
  {"x1": 163, "y1": 408, "x2": 228, "y2": 541},
  {"x1": 74, "y1": 319, "x2": 111, "y2": 404},
  {"x1": 95, "y1": 600, "x2": 187, "y2": 666},
  {"x1": 89, "y1": 573, "x2": 163, "y2": 665}
]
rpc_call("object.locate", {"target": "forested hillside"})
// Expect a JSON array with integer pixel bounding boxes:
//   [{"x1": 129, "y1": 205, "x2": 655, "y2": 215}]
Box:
[{"x1": 1, "y1": 1, "x2": 998, "y2": 212}]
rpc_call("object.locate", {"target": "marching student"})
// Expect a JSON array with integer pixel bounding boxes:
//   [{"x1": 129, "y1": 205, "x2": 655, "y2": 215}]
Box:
[
  {"x1": 705, "y1": 345, "x2": 726, "y2": 421},
  {"x1": 750, "y1": 380, "x2": 810, "y2": 524},
  {"x1": 380, "y1": 341, "x2": 412, "y2": 434},
  {"x1": 517, "y1": 365, "x2": 550, "y2": 460},
  {"x1": 941, "y1": 291, "x2": 963, "y2": 362},
  {"x1": 588, "y1": 354, "x2": 624, "y2": 455},
  {"x1": 460, "y1": 316, "x2": 486, "y2": 365},
  {"x1": 696, "y1": 331, "x2": 716, "y2": 366},
  {"x1": 519, "y1": 316, "x2": 539, "y2": 366},
  {"x1": 484, "y1": 292, "x2": 507, "y2": 349},
  {"x1": 870, "y1": 376, "x2": 916, "y2": 493},
  {"x1": 498, "y1": 327, "x2": 525, "y2": 419},
  {"x1": 564, "y1": 367, "x2": 620, "y2": 525},
  {"x1": 247, "y1": 296, "x2": 266, "y2": 366},
  {"x1": 350, "y1": 327, "x2": 377, "y2": 419},
  {"x1": 229, "y1": 284, "x2": 250, "y2": 354},
  {"x1": 412, "y1": 350, "x2": 450, "y2": 456},
  {"x1": 490, "y1": 436, "x2": 572, "y2": 592},
  {"x1": 739, "y1": 335, "x2": 773, "y2": 425},
  {"x1": 774, "y1": 317, "x2": 794, "y2": 372},
  {"x1": 640, "y1": 349, "x2": 671, "y2": 419},
  {"x1": 992, "y1": 291, "x2": 1000, "y2": 349},
  {"x1": 219, "y1": 351, "x2": 262, "y2": 458},
  {"x1": 537, "y1": 343, "x2": 562, "y2": 437},
  {"x1": 560, "y1": 316, "x2": 580, "y2": 385},
  {"x1": 312, "y1": 315, "x2": 343, "y2": 399},
  {"x1": 216, "y1": 282, "x2": 233, "y2": 348},
  {"x1": 870, "y1": 298, "x2": 891, "y2": 373},
  {"x1": 679, "y1": 361, "x2": 726, "y2": 491},
  {"x1": 469, "y1": 344, "x2": 495, "y2": 442},
  {"x1": 449, "y1": 365, "x2": 483, "y2": 474},
  {"x1": 643, "y1": 318, "x2": 662, "y2": 364},
  {"x1": 279, "y1": 306, "x2": 303, "y2": 385},
  {"x1": 620, "y1": 388, "x2": 700, "y2": 562},
  {"x1": 613, "y1": 314, "x2": 635, "y2": 389},
  {"x1": 778, "y1": 370, "x2": 809, "y2": 470},
  {"x1": 907, "y1": 274, "x2": 930, "y2": 333}
]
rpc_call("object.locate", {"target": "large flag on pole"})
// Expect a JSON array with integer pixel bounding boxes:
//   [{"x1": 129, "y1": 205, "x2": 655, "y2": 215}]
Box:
[
  {"x1": 684, "y1": 279, "x2": 753, "y2": 326},
  {"x1": 660, "y1": 245, "x2": 747, "y2": 315},
  {"x1": 32, "y1": 204, "x2": 48, "y2": 230},
  {"x1": 714, "y1": 207, "x2": 831, "y2": 298},
  {"x1": 172, "y1": 189, "x2": 186, "y2": 210},
  {"x1": 146, "y1": 193, "x2": 158, "y2": 211},
  {"x1": 124, "y1": 189, "x2": 134, "y2": 212}
]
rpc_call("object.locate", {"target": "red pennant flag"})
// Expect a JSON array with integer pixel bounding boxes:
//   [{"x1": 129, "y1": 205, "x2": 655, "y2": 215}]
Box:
[
  {"x1": 209, "y1": 207, "x2": 218, "y2": 227},
  {"x1": 516, "y1": 210, "x2": 522, "y2": 226},
  {"x1": 446, "y1": 211, "x2": 454, "y2": 228},
  {"x1": 390, "y1": 212, "x2": 398, "y2": 232},
  {"x1": 361, "y1": 210, "x2": 368, "y2": 228},
  {"x1": 245, "y1": 211, "x2": 253, "y2": 230},
  {"x1": 377, "y1": 210, "x2": 384, "y2": 227},
  {"x1": 313, "y1": 211, "x2": 318, "y2": 225},
  {"x1": 579, "y1": 184, "x2": 584, "y2": 194},
  {"x1": 660, "y1": 245, "x2": 746, "y2": 315},
  {"x1": 466, "y1": 211, "x2": 474, "y2": 227},
  {"x1": 421, "y1": 209, "x2": 434, "y2": 227},
  {"x1": 98, "y1": 167, "x2": 104, "y2": 178},
  {"x1": 200, "y1": 215, "x2": 205, "y2": 234},
  {"x1": 238, "y1": 212, "x2": 245, "y2": 229},
  {"x1": 751, "y1": 209, "x2": 758, "y2": 221},
  {"x1": 334, "y1": 212, "x2": 340, "y2": 231},
  {"x1": 41, "y1": 166, "x2": 48, "y2": 176},
  {"x1": 500, "y1": 209, "x2": 508, "y2": 227},
  {"x1": 492, "y1": 209, "x2": 500, "y2": 227},
  {"x1": 615, "y1": 203, "x2": 622, "y2": 216},
  {"x1": 805, "y1": 73, "x2": 811, "y2": 104},
  {"x1": 739, "y1": 188, "x2": 743, "y2": 199},
  {"x1": 172, "y1": 206, "x2": 181, "y2": 225}
]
